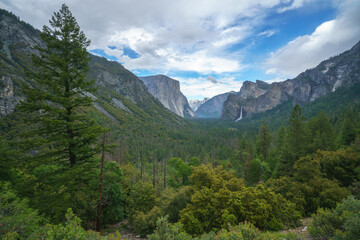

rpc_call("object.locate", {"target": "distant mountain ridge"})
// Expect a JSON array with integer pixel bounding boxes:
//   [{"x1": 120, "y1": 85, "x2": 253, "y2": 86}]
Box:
[
  {"x1": 196, "y1": 92, "x2": 234, "y2": 118},
  {"x1": 222, "y1": 40, "x2": 360, "y2": 120},
  {"x1": 139, "y1": 75, "x2": 196, "y2": 118},
  {"x1": 189, "y1": 98, "x2": 209, "y2": 112}
]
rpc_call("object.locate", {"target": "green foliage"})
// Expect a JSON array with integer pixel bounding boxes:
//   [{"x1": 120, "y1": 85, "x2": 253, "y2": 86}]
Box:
[
  {"x1": 255, "y1": 123, "x2": 271, "y2": 162},
  {"x1": 278, "y1": 104, "x2": 307, "y2": 176},
  {"x1": 167, "y1": 157, "x2": 192, "y2": 187},
  {"x1": 180, "y1": 165, "x2": 300, "y2": 236},
  {"x1": 317, "y1": 148, "x2": 360, "y2": 187},
  {"x1": 18, "y1": 4, "x2": 104, "y2": 166},
  {"x1": 247, "y1": 158, "x2": 271, "y2": 185},
  {"x1": 148, "y1": 216, "x2": 193, "y2": 240},
  {"x1": 307, "y1": 111, "x2": 335, "y2": 152},
  {"x1": 341, "y1": 109, "x2": 357, "y2": 146},
  {"x1": 101, "y1": 161, "x2": 125, "y2": 225},
  {"x1": 163, "y1": 186, "x2": 193, "y2": 223},
  {"x1": 0, "y1": 182, "x2": 45, "y2": 238},
  {"x1": 268, "y1": 153, "x2": 350, "y2": 216},
  {"x1": 309, "y1": 196, "x2": 360, "y2": 240}
]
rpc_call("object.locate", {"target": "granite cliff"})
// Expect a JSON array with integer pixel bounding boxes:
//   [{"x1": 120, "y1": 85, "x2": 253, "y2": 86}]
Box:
[
  {"x1": 196, "y1": 92, "x2": 233, "y2": 118},
  {"x1": 139, "y1": 75, "x2": 196, "y2": 118},
  {"x1": 222, "y1": 40, "x2": 360, "y2": 120}
]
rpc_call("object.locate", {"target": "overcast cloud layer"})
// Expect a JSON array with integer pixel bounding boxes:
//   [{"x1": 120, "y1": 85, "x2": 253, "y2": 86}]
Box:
[{"x1": 1, "y1": 0, "x2": 359, "y2": 99}]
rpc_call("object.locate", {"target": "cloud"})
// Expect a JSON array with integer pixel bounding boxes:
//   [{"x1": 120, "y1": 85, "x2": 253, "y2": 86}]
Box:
[
  {"x1": 175, "y1": 76, "x2": 242, "y2": 100},
  {"x1": 0, "y1": 0, "x2": 303, "y2": 76},
  {"x1": 207, "y1": 76, "x2": 218, "y2": 84},
  {"x1": 258, "y1": 30, "x2": 277, "y2": 37},
  {"x1": 265, "y1": 0, "x2": 360, "y2": 77},
  {"x1": 277, "y1": 0, "x2": 316, "y2": 13}
]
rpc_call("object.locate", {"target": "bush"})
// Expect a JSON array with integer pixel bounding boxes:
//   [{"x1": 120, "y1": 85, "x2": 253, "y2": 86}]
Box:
[
  {"x1": 0, "y1": 182, "x2": 45, "y2": 238},
  {"x1": 309, "y1": 196, "x2": 360, "y2": 240}
]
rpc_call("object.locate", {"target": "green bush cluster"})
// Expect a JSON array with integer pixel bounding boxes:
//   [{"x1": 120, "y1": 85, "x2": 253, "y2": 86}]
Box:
[{"x1": 309, "y1": 196, "x2": 360, "y2": 240}]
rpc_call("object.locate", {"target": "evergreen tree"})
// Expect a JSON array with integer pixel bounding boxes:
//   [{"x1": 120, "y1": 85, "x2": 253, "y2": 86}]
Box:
[
  {"x1": 278, "y1": 104, "x2": 306, "y2": 176},
  {"x1": 255, "y1": 123, "x2": 271, "y2": 162},
  {"x1": 307, "y1": 111, "x2": 335, "y2": 151},
  {"x1": 19, "y1": 4, "x2": 103, "y2": 166},
  {"x1": 341, "y1": 109, "x2": 356, "y2": 146}
]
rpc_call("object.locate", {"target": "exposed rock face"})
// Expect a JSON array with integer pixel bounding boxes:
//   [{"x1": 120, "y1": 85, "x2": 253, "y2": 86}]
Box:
[
  {"x1": 222, "y1": 40, "x2": 360, "y2": 120},
  {"x1": 0, "y1": 76, "x2": 22, "y2": 116},
  {"x1": 238, "y1": 80, "x2": 270, "y2": 99},
  {"x1": 139, "y1": 75, "x2": 196, "y2": 118},
  {"x1": 196, "y1": 92, "x2": 233, "y2": 118},
  {"x1": 189, "y1": 98, "x2": 209, "y2": 112}
]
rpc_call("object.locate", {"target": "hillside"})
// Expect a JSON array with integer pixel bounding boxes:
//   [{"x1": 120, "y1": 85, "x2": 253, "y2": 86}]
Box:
[
  {"x1": 222, "y1": 40, "x2": 360, "y2": 120},
  {"x1": 0, "y1": 9, "x2": 183, "y2": 129}
]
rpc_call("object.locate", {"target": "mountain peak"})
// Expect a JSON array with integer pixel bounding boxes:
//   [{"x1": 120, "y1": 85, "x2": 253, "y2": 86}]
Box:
[{"x1": 139, "y1": 75, "x2": 195, "y2": 118}]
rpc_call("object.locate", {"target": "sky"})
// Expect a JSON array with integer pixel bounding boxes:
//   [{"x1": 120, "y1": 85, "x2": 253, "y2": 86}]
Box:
[{"x1": 1, "y1": 0, "x2": 360, "y2": 100}]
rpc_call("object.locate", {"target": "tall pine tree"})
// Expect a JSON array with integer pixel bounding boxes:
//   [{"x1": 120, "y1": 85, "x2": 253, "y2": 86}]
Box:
[
  {"x1": 278, "y1": 104, "x2": 307, "y2": 176},
  {"x1": 19, "y1": 4, "x2": 103, "y2": 167}
]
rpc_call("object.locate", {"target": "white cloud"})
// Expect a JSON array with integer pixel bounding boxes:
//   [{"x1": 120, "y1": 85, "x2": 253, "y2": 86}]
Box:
[
  {"x1": 258, "y1": 30, "x2": 277, "y2": 37},
  {"x1": 0, "y1": 0, "x2": 303, "y2": 76},
  {"x1": 278, "y1": 0, "x2": 316, "y2": 13},
  {"x1": 175, "y1": 76, "x2": 242, "y2": 100},
  {"x1": 265, "y1": 0, "x2": 360, "y2": 77}
]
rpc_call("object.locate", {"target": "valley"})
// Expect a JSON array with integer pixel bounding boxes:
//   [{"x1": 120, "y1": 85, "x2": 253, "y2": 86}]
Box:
[{"x1": 1, "y1": 5, "x2": 360, "y2": 240}]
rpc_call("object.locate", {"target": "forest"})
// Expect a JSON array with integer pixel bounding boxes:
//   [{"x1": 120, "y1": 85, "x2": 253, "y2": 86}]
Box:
[{"x1": 1, "y1": 4, "x2": 360, "y2": 240}]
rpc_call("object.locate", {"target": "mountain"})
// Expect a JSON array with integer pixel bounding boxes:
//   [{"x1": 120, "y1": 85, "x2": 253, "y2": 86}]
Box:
[
  {"x1": 189, "y1": 98, "x2": 209, "y2": 112},
  {"x1": 0, "y1": 9, "x2": 182, "y2": 127},
  {"x1": 222, "y1": 40, "x2": 360, "y2": 120},
  {"x1": 196, "y1": 92, "x2": 234, "y2": 118},
  {"x1": 139, "y1": 75, "x2": 196, "y2": 118}
]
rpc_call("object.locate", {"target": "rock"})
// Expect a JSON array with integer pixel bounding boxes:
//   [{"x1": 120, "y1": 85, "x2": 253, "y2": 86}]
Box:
[
  {"x1": 189, "y1": 98, "x2": 209, "y2": 112},
  {"x1": 0, "y1": 75, "x2": 22, "y2": 117},
  {"x1": 222, "y1": 40, "x2": 360, "y2": 120},
  {"x1": 139, "y1": 75, "x2": 196, "y2": 118},
  {"x1": 196, "y1": 92, "x2": 234, "y2": 118}
]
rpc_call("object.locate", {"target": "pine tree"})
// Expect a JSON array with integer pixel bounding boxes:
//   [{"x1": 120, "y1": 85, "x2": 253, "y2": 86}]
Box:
[
  {"x1": 256, "y1": 123, "x2": 271, "y2": 162},
  {"x1": 19, "y1": 4, "x2": 103, "y2": 167},
  {"x1": 308, "y1": 111, "x2": 335, "y2": 151},
  {"x1": 278, "y1": 104, "x2": 306, "y2": 176},
  {"x1": 341, "y1": 109, "x2": 356, "y2": 146}
]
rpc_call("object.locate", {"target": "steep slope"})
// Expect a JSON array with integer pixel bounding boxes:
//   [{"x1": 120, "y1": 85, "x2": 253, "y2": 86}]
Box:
[
  {"x1": 196, "y1": 92, "x2": 234, "y2": 118},
  {"x1": 0, "y1": 9, "x2": 182, "y2": 126},
  {"x1": 222, "y1": 40, "x2": 360, "y2": 120},
  {"x1": 139, "y1": 75, "x2": 196, "y2": 118},
  {"x1": 189, "y1": 98, "x2": 209, "y2": 112}
]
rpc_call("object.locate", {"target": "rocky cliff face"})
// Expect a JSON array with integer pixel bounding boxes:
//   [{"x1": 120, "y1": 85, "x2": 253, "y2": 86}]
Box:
[
  {"x1": 0, "y1": 75, "x2": 22, "y2": 116},
  {"x1": 0, "y1": 9, "x2": 181, "y2": 125},
  {"x1": 196, "y1": 92, "x2": 233, "y2": 118},
  {"x1": 222, "y1": 40, "x2": 360, "y2": 121},
  {"x1": 139, "y1": 75, "x2": 196, "y2": 118},
  {"x1": 189, "y1": 98, "x2": 209, "y2": 112}
]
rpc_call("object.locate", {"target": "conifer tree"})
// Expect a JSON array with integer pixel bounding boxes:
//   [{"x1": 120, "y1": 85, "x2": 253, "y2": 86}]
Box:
[
  {"x1": 278, "y1": 104, "x2": 306, "y2": 176},
  {"x1": 256, "y1": 123, "x2": 271, "y2": 162},
  {"x1": 19, "y1": 4, "x2": 103, "y2": 166}
]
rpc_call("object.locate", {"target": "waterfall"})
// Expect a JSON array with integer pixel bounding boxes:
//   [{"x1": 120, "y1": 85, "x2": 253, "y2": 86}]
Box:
[{"x1": 235, "y1": 106, "x2": 243, "y2": 122}]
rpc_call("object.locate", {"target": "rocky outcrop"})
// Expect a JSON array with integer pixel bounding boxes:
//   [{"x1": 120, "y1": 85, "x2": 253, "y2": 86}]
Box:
[
  {"x1": 196, "y1": 92, "x2": 233, "y2": 118},
  {"x1": 238, "y1": 80, "x2": 270, "y2": 99},
  {"x1": 222, "y1": 40, "x2": 360, "y2": 121},
  {"x1": 189, "y1": 98, "x2": 209, "y2": 112},
  {"x1": 139, "y1": 75, "x2": 196, "y2": 118},
  {"x1": 0, "y1": 75, "x2": 22, "y2": 116}
]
